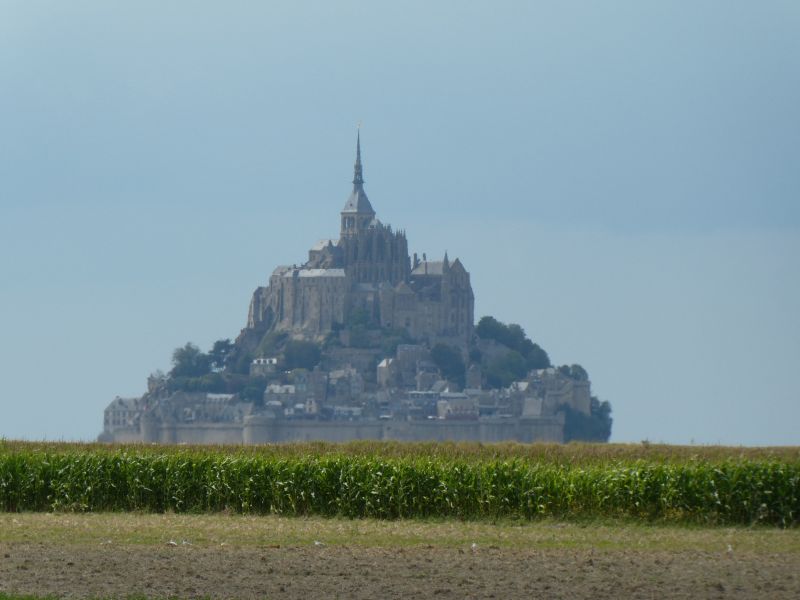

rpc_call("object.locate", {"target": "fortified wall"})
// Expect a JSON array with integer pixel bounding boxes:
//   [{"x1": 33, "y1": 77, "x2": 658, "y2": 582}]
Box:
[{"x1": 114, "y1": 414, "x2": 566, "y2": 445}]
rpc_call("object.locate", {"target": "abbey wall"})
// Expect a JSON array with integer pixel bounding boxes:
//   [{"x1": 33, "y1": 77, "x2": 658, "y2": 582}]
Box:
[{"x1": 245, "y1": 131, "x2": 473, "y2": 349}]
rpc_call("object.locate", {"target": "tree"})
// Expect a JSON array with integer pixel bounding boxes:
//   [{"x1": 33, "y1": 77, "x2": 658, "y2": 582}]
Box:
[
  {"x1": 476, "y1": 315, "x2": 551, "y2": 370},
  {"x1": 283, "y1": 340, "x2": 321, "y2": 370},
  {"x1": 562, "y1": 397, "x2": 613, "y2": 442},
  {"x1": 430, "y1": 343, "x2": 466, "y2": 388},
  {"x1": 557, "y1": 364, "x2": 589, "y2": 381},
  {"x1": 484, "y1": 350, "x2": 527, "y2": 388},
  {"x1": 240, "y1": 378, "x2": 267, "y2": 405},
  {"x1": 209, "y1": 339, "x2": 234, "y2": 371},
  {"x1": 525, "y1": 344, "x2": 551, "y2": 370},
  {"x1": 170, "y1": 343, "x2": 211, "y2": 378},
  {"x1": 507, "y1": 324, "x2": 528, "y2": 351},
  {"x1": 167, "y1": 371, "x2": 227, "y2": 393},
  {"x1": 468, "y1": 347, "x2": 482, "y2": 363},
  {"x1": 476, "y1": 316, "x2": 506, "y2": 343}
]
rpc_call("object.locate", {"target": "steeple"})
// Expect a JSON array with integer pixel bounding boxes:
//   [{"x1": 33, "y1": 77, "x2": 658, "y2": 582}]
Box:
[
  {"x1": 353, "y1": 128, "x2": 364, "y2": 187},
  {"x1": 341, "y1": 127, "x2": 376, "y2": 238}
]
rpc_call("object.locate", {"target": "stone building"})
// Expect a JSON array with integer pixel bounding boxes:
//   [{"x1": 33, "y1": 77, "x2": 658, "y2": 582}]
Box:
[
  {"x1": 505, "y1": 369, "x2": 592, "y2": 416},
  {"x1": 99, "y1": 397, "x2": 142, "y2": 442},
  {"x1": 98, "y1": 133, "x2": 591, "y2": 446},
  {"x1": 245, "y1": 131, "x2": 474, "y2": 350}
]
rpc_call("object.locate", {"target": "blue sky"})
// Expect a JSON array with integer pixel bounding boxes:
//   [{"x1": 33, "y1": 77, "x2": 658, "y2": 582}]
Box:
[{"x1": 1, "y1": 1, "x2": 798, "y2": 444}]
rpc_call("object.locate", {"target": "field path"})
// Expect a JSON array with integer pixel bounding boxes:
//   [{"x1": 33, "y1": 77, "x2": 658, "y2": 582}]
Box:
[{"x1": 1, "y1": 514, "x2": 799, "y2": 599}]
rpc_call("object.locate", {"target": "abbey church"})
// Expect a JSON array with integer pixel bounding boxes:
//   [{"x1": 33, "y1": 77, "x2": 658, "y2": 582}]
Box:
[
  {"x1": 246, "y1": 132, "x2": 475, "y2": 350},
  {"x1": 100, "y1": 132, "x2": 609, "y2": 445}
]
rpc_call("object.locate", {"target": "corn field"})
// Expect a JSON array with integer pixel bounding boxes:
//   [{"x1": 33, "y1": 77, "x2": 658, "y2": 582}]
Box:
[
  {"x1": 3, "y1": 440, "x2": 798, "y2": 463},
  {"x1": 1, "y1": 443, "x2": 798, "y2": 525}
]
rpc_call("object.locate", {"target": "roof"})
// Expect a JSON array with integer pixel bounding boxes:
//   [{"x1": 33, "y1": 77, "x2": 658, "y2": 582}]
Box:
[
  {"x1": 271, "y1": 265, "x2": 293, "y2": 277},
  {"x1": 330, "y1": 367, "x2": 359, "y2": 379},
  {"x1": 107, "y1": 397, "x2": 139, "y2": 411},
  {"x1": 431, "y1": 380, "x2": 450, "y2": 393},
  {"x1": 266, "y1": 384, "x2": 296, "y2": 394},
  {"x1": 282, "y1": 268, "x2": 346, "y2": 278},
  {"x1": 342, "y1": 187, "x2": 375, "y2": 214},
  {"x1": 440, "y1": 392, "x2": 470, "y2": 400},
  {"x1": 510, "y1": 381, "x2": 530, "y2": 392},
  {"x1": 394, "y1": 281, "x2": 415, "y2": 295},
  {"x1": 411, "y1": 261, "x2": 444, "y2": 276},
  {"x1": 310, "y1": 239, "x2": 336, "y2": 251}
]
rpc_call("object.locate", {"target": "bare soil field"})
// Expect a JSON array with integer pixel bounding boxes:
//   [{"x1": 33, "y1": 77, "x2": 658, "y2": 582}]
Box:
[{"x1": 1, "y1": 514, "x2": 799, "y2": 599}]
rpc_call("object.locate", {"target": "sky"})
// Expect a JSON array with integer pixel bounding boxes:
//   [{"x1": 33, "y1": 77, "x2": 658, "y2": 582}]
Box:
[{"x1": 1, "y1": 1, "x2": 798, "y2": 445}]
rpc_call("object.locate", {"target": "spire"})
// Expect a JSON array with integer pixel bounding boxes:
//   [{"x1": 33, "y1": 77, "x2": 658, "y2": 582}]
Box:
[
  {"x1": 341, "y1": 126, "x2": 375, "y2": 231},
  {"x1": 353, "y1": 127, "x2": 364, "y2": 187}
]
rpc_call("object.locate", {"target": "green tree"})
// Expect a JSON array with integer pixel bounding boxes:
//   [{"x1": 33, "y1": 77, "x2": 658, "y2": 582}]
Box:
[
  {"x1": 170, "y1": 343, "x2": 211, "y2": 378},
  {"x1": 557, "y1": 364, "x2": 589, "y2": 381},
  {"x1": 240, "y1": 378, "x2": 267, "y2": 405},
  {"x1": 525, "y1": 344, "x2": 551, "y2": 370},
  {"x1": 468, "y1": 347, "x2": 482, "y2": 364},
  {"x1": 430, "y1": 343, "x2": 466, "y2": 388},
  {"x1": 507, "y1": 323, "x2": 528, "y2": 351},
  {"x1": 227, "y1": 350, "x2": 253, "y2": 375},
  {"x1": 475, "y1": 316, "x2": 506, "y2": 343},
  {"x1": 476, "y1": 316, "x2": 551, "y2": 370},
  {"x1": 283, "y1": 340, "x2": 322, "y2": 370},
  {"x1": 209, "y1": 339, "x2": 234, "y2": 370},
  {"x1": 562, "y1": 397, "x2": 613, "y2": 442},
  {"x1": 484, "y1": 350, "x2": 527, "y2": 388}
]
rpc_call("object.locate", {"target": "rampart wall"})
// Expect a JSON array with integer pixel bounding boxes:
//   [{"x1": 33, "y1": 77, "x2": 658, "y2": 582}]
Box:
[{"x1": 130, "y1": 415, "x2": 565, "y2": 445}]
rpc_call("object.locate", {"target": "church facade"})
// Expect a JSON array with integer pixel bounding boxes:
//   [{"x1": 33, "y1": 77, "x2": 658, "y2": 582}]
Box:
[{"x1": 246, "y1": 132, "x2": 474, "y2": 350}]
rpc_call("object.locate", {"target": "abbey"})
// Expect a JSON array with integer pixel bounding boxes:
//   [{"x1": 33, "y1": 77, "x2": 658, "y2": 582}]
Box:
[
  {"x1": 99, "y1": 133, "x2": 611, "y2": 445},
  {"x1": 246, "y1": 132, "x2": 475, "y2": 350}
]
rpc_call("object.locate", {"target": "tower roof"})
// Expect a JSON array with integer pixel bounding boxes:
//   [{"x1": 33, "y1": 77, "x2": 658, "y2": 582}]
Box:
[{"x1": 342, "y1": 129, "x2": 375, "y2": 215}]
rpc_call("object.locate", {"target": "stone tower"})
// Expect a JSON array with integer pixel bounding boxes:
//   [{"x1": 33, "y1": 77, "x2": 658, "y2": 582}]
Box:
[
  {"x1": 340, "y1": 130, "x2": 376, "y2": 239},
  {"x1": 337, "y1": 131, "x2": 410, "y2": 286},
  {"x1": 243, "y1": 131, "x2": 471, "y2": 348}
]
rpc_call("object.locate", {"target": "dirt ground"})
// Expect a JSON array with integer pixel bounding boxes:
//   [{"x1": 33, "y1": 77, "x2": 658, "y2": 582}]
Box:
[
  {"x1": 1, "y1": 514, "x2": 798, "y2": 599},
  {"x1": 3, "y1": 542, "x2": 800, "y2": 599}
]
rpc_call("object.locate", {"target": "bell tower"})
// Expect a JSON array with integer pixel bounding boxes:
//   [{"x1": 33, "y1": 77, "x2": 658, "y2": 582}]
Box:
[{"x1": 340, "y1": 129, "x2": 376, "y2": 239}]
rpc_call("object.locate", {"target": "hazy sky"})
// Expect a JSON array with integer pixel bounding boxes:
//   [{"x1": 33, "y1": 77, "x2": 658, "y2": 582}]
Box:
[{"x1": 1, "y1": 2, "x2": 798, "y2": 445}]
